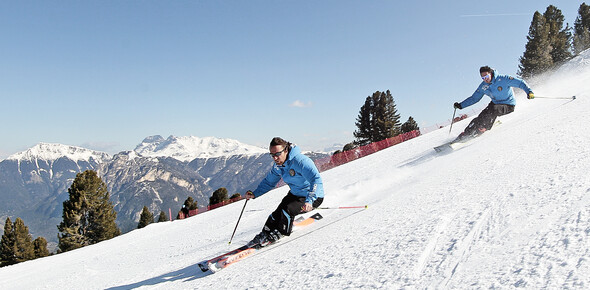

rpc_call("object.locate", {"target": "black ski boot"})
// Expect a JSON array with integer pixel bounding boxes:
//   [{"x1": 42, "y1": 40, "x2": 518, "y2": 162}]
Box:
[{"x1": 247, "y1": 229, "x2": 283, "y2": 249}]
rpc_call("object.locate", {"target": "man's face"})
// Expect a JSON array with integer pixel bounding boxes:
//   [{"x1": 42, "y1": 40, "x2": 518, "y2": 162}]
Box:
[
  {"x1": 481, "y1": 71, "x2": 492, "y2": 84},
  {"x1": 269, "y1": 145, "x2": 287, "y2": 166}
]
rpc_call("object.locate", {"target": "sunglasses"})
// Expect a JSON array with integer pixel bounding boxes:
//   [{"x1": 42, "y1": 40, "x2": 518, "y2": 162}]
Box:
[
  {"x1": 481, "y1": 74, "x2": 491, "y2": 80},
  {"x1": 269, "y1": 147, "x2": 286, "y2": 158}
]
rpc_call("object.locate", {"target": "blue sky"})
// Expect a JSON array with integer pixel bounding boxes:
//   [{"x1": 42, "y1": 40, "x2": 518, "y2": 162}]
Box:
[{"x1": 0, "y1": 1, "x2": 582, "y2": 158}]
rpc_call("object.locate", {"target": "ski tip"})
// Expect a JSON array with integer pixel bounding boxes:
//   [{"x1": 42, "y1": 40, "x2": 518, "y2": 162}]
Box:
[{"x1": 434, "y1": 144, "x2": 452, "y2": 153}]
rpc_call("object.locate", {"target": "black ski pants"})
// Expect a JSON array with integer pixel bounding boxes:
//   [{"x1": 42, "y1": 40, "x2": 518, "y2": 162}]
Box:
[
  {"x1": 462, "y1": 101, "x2": 515, "y2": 136},
  {"x1": 263, "y1": 192, "x2": 323, "y2": 236}
]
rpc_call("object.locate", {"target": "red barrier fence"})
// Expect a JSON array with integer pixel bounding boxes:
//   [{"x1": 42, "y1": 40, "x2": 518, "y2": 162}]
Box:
[
  {"x1": 315, "y1": 130, "x2": 421, "y2": 172},
  {"x1": 207, "y1": 195, "x2": 245, "y2": 211},
  {"x1": 176, "y1": 209, "x2": 199, "y2": 220},
  {"x1": 176, "y1": 195, "x2": 246, "y2": 219}
]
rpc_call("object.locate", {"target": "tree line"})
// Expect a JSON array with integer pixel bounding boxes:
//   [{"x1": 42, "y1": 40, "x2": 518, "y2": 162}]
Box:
[
  {"x1": 519, "y1": 3, "x2": 590, "y2": 79},
  {"x1": 1, "y1": 169, "x2": 240, "y2": 267},
  {"x1": 137, "y1": 187, "x2": 242, "y2": 229},
  {"x1": 1, "y1": 217, "x2": 49, "y2": 267}
]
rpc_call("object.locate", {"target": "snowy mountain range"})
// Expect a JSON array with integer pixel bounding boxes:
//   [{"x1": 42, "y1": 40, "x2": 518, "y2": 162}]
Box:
[
  {"x1": 134, "y1": 135, "x2": 268, "y2": 161},
  {"x1": 7, "y1": 142, "x2": 111, "y2": 163},
  {"x1": 1, "y1": 49, "x2": 588, "y2": 289},
  {"x1": 0, "y1": 136, "x2": 327, "y2": 247}
]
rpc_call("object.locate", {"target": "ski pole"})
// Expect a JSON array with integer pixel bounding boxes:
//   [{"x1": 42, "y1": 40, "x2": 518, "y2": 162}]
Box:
[
  {"x1": 534, "y1": 95, "x2": 576, "y2": 100},
  {"x1": 317, "y1": 205, "x2": 368, "y2": 210},
  {"x1": 228, "y1": 198, "x2": 248, "y2": 245},
  {"x1": 449, "y1": 108, "x2": 457, "y2": 135}
]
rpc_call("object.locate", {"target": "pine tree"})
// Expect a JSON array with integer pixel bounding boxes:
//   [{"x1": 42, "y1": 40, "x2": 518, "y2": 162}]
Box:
[
  {"x1": 374, "y1": 90, "x2": 401, "y2": 140},
  {"x1": 12, "y1": 218, "x2": 35, "y2": 263},
  {"x1": 209, "y1": 188, "x2": 229, "y2": 205},
  {"x1": 58, "y1": 170, "x2": 120, "y2": 253},
  {"x1": 230, "y1": 193, "x2": 241, "y2": 199},
  {"x1": 543, "y1": 5, "x2": 572, "y2": 65},
  {"x1": 183, "y1": 196, "x2": 198, "y2": 210},
  {"x1": 401, "y1": 116, "x2": 420, "y2": 133},
  {"x1": 574, "y1": 27, "x2": 590, "y2": 54},
  {"x1": 138, "y1": 206, "x2": 154, "y2": 229},
  {"x1": 343, "y1": 142, "x2": 357, "y2": 152},
  {"x1": 574, "y1": 3, "x2": 590, "y2": 54},
  {"x1": 1, "y1": 217, "x2": 15, "y2": 267},
  {"x1": 1, "y1": 217, "x2": 37, "y2": 266},
  {"x1": 353, "y1": 96, "x2": 375, "y2": 146},
  {"x1": 33, "y1": 237, "x2": 50, "y2": 259},
  {"x1": 354, "y1": 90, "x2": 402, "y2": 145},
  {"x1": 518, "y1": 11, "x2": 554, "y2": 79},
  {"x1": 157, "y1": 211, "x2": 168, "y2": 222}
]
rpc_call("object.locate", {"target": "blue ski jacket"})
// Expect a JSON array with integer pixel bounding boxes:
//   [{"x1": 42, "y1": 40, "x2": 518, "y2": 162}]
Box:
[
  {"x1": 459, "y1": 70, "x2": 533, "y2": 109},
  {"x1": 252, "y1": 145, "x2": 324, "y2": 204}
]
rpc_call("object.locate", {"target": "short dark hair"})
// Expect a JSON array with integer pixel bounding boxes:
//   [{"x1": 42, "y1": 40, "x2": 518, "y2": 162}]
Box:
[
  {"x1": 270, "y1": 137, "x2": 290, "y2": 148},
  {"x1": 479, "y1": 66, "x2": 493, "y2": 74}
]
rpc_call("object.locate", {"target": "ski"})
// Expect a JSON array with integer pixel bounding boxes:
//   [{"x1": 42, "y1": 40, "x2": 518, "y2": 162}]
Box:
[
  {"x1": 198, "y1": 244, "x2": 252, "y2": 272},
  {"x1": 435, "y1": 120, "x2": 502, "y2": 153},
  {"x1": 198, "y1": 212, "x2": 323, "y2": 273},
  {"x1": 434, "y1": 136, "x2": 479, "y2": 153}
]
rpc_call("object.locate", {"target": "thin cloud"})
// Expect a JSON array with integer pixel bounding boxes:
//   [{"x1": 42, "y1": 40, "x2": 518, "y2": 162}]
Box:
[{"x1": 289, "y1": 100, "x2": 313, "y2": 108}]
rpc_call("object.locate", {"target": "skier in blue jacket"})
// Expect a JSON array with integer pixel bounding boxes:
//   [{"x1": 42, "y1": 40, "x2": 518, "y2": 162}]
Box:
[
  {"x1": 245, "y1": 137, "x2": 324, "y2": 247},
  {"x1": 453, "y1": 66, "x2": 534, "y2": 142}
]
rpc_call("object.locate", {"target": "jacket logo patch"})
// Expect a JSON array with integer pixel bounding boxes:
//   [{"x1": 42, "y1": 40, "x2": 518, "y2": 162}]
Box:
[
  {"x1": 497, "y1": 86, "x2": 503, "y2": 91},
  {"x1": 289, "y1": 169, "x2": 296, "y2": 176}
]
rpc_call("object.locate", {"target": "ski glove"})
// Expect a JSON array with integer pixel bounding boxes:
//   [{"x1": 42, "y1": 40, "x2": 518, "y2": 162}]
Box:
[
  {"x1": 527, "y1": 92, "x2": 535, "y2": 99},
  {"x1": 453, "y1": 102, "x2": 462, "y2": 109},
  {"x1": 245, "y1": 190, "x2": 255, "y2": 199}
]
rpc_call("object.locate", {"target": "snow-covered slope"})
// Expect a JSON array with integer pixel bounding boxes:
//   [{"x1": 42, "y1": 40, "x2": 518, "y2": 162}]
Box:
[
  {"x1": 7, "y1": 142, "x2": 111, "y2": 163},
  {"x1": 134, "y1": 135, "x2": 268, "y2": 161},
  {"x1": 1, "y1": 53, "x2": 589, "y2": 288}
]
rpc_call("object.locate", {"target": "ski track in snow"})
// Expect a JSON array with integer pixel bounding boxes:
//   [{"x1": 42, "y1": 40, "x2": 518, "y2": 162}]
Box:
[{"x1": 1, "y1": 52, "x2": 590, "y2": 289}]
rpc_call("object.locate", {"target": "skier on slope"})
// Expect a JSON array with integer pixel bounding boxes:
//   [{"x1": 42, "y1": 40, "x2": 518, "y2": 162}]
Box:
[
  {"x1": 245, "y1": 137, "x2": 324, "y2": 247},
  {"x1": 453, "y1": 66, "x2": 534, "y2": 142}
]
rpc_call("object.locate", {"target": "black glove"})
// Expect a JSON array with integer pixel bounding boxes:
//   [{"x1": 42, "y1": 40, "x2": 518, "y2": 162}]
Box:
[
  {"x1": 245, "y1": 190, "x2": 255, "y2": 199},
  {"x1": 453, "y1": 102, "x2": 462, "y2": 109},
  {"x1": 527, "y1": 92, "x2": 535, "y2": 99}
]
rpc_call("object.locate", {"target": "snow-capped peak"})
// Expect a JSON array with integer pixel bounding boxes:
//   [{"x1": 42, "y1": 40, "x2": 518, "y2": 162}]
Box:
[
  {"x1": 134, "y1": 135, "x2": 268, "y2": 162},
  {"x1": 7, "y1": 142, "x2": 111, "y2": 163}
]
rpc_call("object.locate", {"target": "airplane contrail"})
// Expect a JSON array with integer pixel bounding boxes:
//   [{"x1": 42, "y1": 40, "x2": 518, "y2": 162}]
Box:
[{"x1": 460, "y1": 13, "x2": 530, "y2": 18}]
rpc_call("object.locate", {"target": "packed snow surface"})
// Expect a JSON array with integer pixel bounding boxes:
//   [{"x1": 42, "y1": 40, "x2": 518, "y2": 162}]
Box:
[{"x1": 1, "y1": 51, "x2": 589, "y2": 288}]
